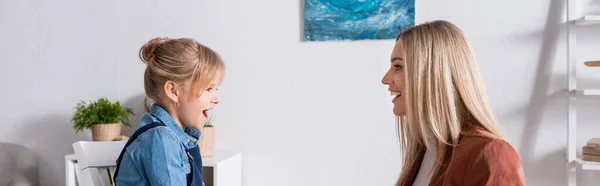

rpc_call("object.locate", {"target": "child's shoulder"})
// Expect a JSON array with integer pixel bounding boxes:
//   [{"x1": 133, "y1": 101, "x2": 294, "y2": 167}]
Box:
[
  {"x1": 128, "y1": 125, "x2": 183, "y2": 152},
  {"x1": 139, "y1": 125, "x2": 182, "y2": 143}
]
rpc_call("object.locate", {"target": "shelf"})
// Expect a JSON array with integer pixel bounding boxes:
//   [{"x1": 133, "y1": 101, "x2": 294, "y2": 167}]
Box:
[
  {"x1": 584, "y1": 61, "x2": 600, "y2": 67},
  {"x1": 202, "y1": 150, "x2": 242, "y2": 167},
  {"x1": 576, "y1": 158, "x2": 600, "y2": 170},
  {"x1": 582, "y1": 89, "x2": 600, "y2": 96},
  {"x1": 575, "y1": 15, "x2": 600, "y2": 25}
]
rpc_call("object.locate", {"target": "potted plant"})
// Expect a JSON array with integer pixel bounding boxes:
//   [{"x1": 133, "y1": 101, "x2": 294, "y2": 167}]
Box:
[
  {"x1": 72, "y1": 97, "x2": 134, "y2": 141},
  {"x1": 198, "y1": 115, "x2": 215, "y2": 157}
]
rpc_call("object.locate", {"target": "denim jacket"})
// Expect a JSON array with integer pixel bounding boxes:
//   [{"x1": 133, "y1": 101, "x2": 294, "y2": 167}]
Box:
[{"x1": 115, "y1": 104, "x2": 202, "y2": 186}]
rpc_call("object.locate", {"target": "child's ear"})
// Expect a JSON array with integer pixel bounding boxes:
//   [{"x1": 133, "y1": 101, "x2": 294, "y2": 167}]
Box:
[{"x1": 164, "y1": 80, "x2": 179, "y2": 103}]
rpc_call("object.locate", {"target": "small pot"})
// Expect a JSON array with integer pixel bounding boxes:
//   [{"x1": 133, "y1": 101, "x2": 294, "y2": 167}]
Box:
[
  {"x1": 198, "y1": 127, "x2": 214, "y2": 157},
  {"x1": 91, "y1": 123, "x2": 121, "y2": 141}
]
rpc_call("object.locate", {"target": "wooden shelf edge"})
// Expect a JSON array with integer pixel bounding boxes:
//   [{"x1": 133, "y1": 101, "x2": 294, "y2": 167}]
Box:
[{"x1": 584, "y1": 61, "x2": 600, "y2": 67}]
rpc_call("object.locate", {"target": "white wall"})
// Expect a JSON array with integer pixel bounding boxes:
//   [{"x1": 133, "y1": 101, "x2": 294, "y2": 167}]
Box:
[{"x1": 1, "y1": 0, "x2": 600, "y2": 185}]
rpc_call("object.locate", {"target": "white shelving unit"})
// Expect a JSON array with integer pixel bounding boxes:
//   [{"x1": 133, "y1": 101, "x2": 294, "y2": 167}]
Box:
[
  {"x1": 202, "y1": 150, "x2": 243, "y2": 186},
  {"x1": 582, "y1": 89, "x2": 600, "y2": 96},
  {"x1": 576, "y1": 159, "x2": 600, "y2": 170},
  {"x1": 65, "y1": 149, "x2": 242, "y2": 186},
  {"x1": 575, "y1": 15, "x2": 600, "y2": 25},
  {"x1": 566, "y1": 0, "x2": 600, "y2": 185}
]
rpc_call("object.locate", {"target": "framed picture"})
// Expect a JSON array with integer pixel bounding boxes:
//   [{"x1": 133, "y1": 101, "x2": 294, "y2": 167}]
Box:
[{"x1": 303, "y1": 0, "x2": 415, "y2": 41}]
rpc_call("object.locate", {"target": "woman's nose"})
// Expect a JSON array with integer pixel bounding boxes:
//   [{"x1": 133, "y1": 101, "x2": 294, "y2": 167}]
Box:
[{"x1": 382, "y1": 70, "x2": 393, "y2": 85}]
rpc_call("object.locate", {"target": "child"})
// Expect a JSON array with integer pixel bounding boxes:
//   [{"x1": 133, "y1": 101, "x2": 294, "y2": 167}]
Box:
[{"x1": 114, "y1": 37, "x2": 224, "y2": 186}]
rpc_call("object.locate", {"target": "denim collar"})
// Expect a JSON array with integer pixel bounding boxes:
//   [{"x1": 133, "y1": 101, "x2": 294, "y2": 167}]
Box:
[{"x1": 145, "y1": 104, "x2": 201, "y2": 149}]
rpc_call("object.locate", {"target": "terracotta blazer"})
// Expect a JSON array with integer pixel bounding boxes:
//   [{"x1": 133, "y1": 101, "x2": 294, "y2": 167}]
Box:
[{"x1": 401, "y1": 126, "x2": 525, "y2": 186}]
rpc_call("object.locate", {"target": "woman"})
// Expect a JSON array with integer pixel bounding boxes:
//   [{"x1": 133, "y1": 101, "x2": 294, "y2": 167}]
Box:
[{"x1": 381, "y1": 20, "x2": 525, "y2": 186}]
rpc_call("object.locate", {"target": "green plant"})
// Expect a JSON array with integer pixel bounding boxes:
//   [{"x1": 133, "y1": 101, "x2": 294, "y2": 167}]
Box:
[
  {"x1": 204, "y1": 115, "x2": 215, "y2": 127},
  {"x1": 71, "y1": 97, "x2": 134, "y2": 133}
]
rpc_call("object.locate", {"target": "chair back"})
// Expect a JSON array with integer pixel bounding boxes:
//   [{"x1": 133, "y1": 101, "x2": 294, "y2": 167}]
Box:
[{"x1": 72, "y1": 141, "x2": 126, "y2": 186}]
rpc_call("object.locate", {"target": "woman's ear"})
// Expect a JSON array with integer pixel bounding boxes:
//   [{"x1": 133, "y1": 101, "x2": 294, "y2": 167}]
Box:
[{"x1": 164, "y1": 80, "x2": 179, "y2": 104}]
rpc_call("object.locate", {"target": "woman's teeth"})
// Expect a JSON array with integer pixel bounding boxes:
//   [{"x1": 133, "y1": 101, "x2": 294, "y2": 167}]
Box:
[{"x1": 390, "y1": 91, "x2": 402, "y2": 97}]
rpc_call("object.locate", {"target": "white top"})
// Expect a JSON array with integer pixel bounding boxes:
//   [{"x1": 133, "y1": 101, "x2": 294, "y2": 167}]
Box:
[{"x1": 413, "y1": 130, "x2": 437, "y2": 186}]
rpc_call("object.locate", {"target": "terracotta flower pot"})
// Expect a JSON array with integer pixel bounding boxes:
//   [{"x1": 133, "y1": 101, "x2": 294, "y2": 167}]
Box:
[
  {"x1": 198, "y1": 127, "x2": 214, "y2": 157},
  {"x1": 91, "y1": 123, "x2": 121, "y2": 141}
]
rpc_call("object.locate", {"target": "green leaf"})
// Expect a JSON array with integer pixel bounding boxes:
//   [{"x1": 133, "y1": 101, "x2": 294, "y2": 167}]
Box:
[{"x1": 203, "y1": 115, "x2": 215, "y2": 128}]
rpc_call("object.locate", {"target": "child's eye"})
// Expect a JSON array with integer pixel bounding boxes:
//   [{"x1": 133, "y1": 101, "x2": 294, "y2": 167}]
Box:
[{"x1": 206, "y1": 87, "x2": 218, "y2": 92}]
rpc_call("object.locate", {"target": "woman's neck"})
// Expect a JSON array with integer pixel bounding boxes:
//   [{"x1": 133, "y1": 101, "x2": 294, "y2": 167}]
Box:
[{"x1": 423, "y1": 126, "x2": 437, "y2": 151}]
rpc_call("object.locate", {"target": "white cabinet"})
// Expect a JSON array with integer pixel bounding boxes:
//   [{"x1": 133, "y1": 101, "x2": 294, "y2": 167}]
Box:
[{"x1": 65, "y1": 146, "x2": 242, "y2": 186}]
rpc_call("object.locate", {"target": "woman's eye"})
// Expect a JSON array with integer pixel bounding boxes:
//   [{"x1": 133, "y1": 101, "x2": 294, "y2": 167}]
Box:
[{"x1": 394, "y1": 64, "x2": 403, "y2": 71}]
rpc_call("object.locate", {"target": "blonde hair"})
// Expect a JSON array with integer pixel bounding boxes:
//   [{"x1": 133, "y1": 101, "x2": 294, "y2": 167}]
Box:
[
  {"x1": 139, "y1": 37, "x2": 224, "y2": 104},
  {"x1": 394, "y1": 20, "x2": 504, "y2": 185}
]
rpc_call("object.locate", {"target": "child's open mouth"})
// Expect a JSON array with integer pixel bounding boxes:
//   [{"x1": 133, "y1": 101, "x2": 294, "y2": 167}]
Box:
[{"x1": 202, "y1": 108, "x2": 212, "y2": 118}]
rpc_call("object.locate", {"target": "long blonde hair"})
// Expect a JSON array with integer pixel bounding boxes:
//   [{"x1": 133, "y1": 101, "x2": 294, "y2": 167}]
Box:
[{"x1": 395, "y1": 20, "x2": 504, "y2": 185}]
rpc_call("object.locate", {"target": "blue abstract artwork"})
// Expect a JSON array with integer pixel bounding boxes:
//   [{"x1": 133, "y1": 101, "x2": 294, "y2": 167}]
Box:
[{"x1": 303, "y1": 0, "x2": 415, "y2": 41}]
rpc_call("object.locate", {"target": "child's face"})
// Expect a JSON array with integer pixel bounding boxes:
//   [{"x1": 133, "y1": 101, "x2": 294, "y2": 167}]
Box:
[{"x1": 176, "y1": 85, "x2": 220, "y2": 129}]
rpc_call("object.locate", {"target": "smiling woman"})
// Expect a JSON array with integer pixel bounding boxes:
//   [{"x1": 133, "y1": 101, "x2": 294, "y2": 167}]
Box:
[{"x1": 382, "y1": 20, "x2": 525, "y2": 186}]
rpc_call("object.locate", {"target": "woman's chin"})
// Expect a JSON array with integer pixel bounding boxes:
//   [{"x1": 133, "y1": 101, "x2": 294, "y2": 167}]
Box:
[{"x1": 393, "y1": 108, "x2": 406, "y2": 116}]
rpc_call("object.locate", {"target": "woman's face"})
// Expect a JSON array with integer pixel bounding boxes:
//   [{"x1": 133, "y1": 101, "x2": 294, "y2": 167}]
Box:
[{"x1": 382, "y1": 40, "x2": 406, "y2": 116}]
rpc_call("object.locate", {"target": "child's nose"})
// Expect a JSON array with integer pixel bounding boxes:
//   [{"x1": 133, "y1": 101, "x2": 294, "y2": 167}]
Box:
[{"x1": 211, "y1": 96, "x2": 220, "y2": 104}]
